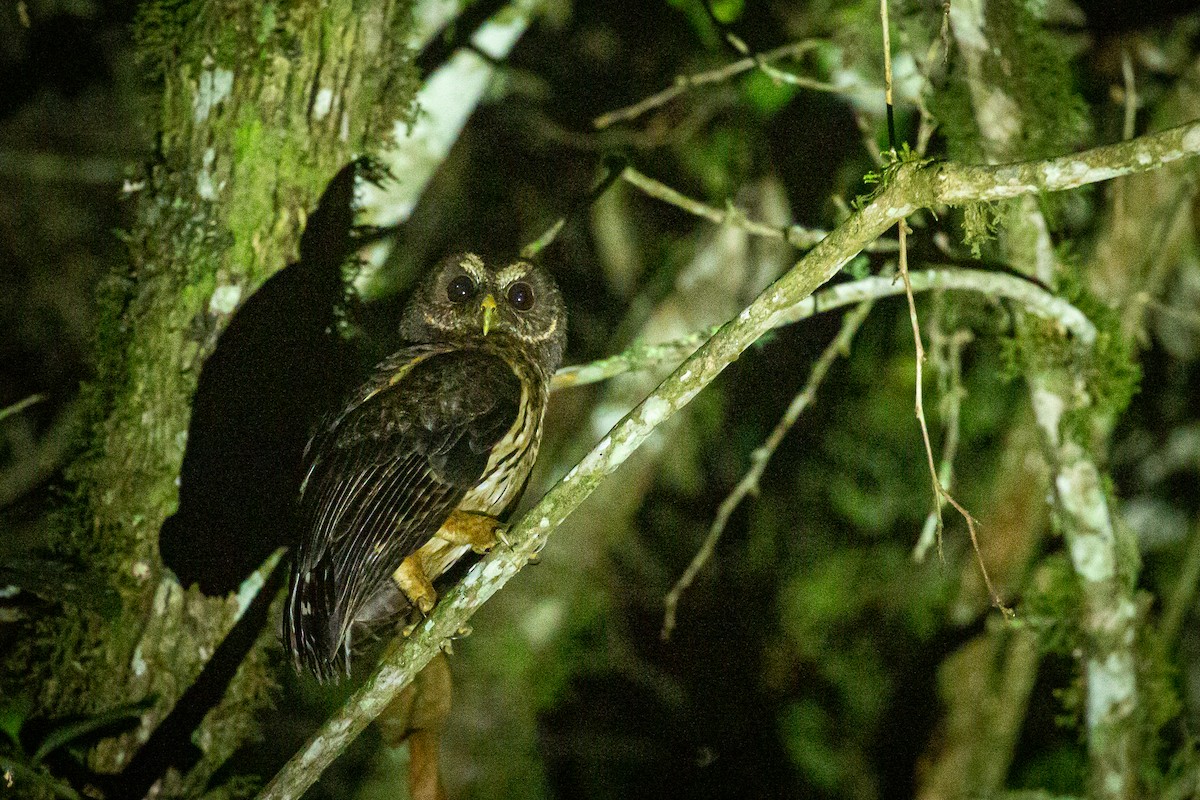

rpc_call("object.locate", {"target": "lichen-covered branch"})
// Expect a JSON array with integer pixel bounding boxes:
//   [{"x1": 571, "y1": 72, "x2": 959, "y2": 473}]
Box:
[
  {"x1": 1030, "y1": 372, "x2": 1140, "y2": 799},
  {"x1": 945, "y1": 6, "x2": 1151, "y2": 796},
  {"x1": 945, "y1": 4, "x2": 1161, "y2": 796},
  {"x1": 933, "y1": 120, "x2": 1200, "y2": 202},
  {"x1": 552, "y1": 267, "x2": 1095, "y2": 391},
  {"x1": 256, "y1": 119, "x2": 1200, "y2": 800}
]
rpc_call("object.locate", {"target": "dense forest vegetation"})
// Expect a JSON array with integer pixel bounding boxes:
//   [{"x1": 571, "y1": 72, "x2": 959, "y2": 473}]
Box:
[{"x1": 3, "y1": 0, "x2": 1200, "y2": 798}]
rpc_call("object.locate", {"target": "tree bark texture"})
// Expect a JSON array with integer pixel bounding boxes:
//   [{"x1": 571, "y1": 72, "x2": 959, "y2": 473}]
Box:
[{"x1": 17, "y1": 2, "x2": 418, "y2": 796}]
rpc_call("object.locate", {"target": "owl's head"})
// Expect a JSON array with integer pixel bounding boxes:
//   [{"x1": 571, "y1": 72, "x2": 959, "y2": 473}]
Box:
[{"x1": 400, "y1": 253, "x2": 568, "y2": 372}]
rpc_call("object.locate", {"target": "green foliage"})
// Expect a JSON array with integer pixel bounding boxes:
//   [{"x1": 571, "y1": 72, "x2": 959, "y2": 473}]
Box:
[
  {"x1": 1020, "y1": 555, "x2": 1083, "y2": 658},
  {"x1": 665, "y1": 0, "x2": 725, "y2": 49},
  {"x1": 740, "y1": 70, "x2": 800, "y2": 118},
  {"x1": 1137, "y1": 624, "x2": 1185, "y2": 787},
  {"x1": 132, "y1": 0, "x2": 205, "y2": 79},
  {"x1": 780, "y1": 546, "x2": 951, "y2": 645},
  {"x1": 776, "y1": 545, "x2": 954, "y2": 792},
  {"x1": 820, "y1": 336, "x2": 928, "y2": 532},
  {"x1": 932, "y1": 0, "x2": 1089, "y2": 163},
  {"x1": 841, "y1": 254, "x2": 871, "y2": 280},
  {"x1": 961, "y1": 201, "x2": 1003, "y2": 256},
  {"x1": 674, "y1": 125, "x2": 755, "y2": 201},
  {"x1": 778, "y1": 699, "x2": 862, "y2": 793},
  {"x1": 708, "y1": 0, "x2": 745, "y2": 23},
  {"x1": 1010, "y1": 742, "x2": 1088, "y2": 795},
  {"x1": 999, "y1": 274, "x2": 1141, "y2": 433},
  {"x1": 852, "y1": 143, "x2": 932, "y2": 211},
  {"x1": 1060, "y1": 280, "x2": 1142, "y2": 420}
]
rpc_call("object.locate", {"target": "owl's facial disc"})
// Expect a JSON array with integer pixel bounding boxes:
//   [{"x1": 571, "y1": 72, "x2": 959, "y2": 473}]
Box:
[{"x1": 401, "y1": 253, "x2": 566, "y2": 372}]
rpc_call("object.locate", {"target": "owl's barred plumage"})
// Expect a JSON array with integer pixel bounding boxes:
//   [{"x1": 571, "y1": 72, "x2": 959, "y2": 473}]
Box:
[{"x1": 284, "y1": 254, "x2": 566, "y2": 681}]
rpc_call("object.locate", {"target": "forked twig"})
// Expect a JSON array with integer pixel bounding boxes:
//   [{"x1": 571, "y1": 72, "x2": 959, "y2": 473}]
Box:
[
  {"x1": 594, "y1": 40, "x2": 824, "y2": 129},
  {"x1": 896, "y1": 214, "x2": 1010, "y2": 615},
  {"x1": 661, "y1": 297, "x2": 877, "y2": 640},
  {"x1": 620, "y1": 166, "x2": 898, "y2": 252},
  {"x1": 882, "y1": 0, "x2": 1009, "y2": 615},
  {"x1": 912, "y1": 319, "x2": 971, "y2": 562}
]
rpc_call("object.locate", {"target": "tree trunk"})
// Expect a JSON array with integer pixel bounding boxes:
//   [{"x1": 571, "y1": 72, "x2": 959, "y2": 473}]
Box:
[{"x1": 18, "y1": 2, "x2": 418, "y2": 796}]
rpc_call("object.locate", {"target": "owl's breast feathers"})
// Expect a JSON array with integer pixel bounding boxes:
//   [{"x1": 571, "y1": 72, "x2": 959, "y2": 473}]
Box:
[{"x1": 284, "y1": 340, "x2": 550, "y2": 679}]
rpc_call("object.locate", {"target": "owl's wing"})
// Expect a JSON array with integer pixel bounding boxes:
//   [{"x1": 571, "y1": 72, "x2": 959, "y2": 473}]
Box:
[{"x1": 285, "y1": 346, "x2": 521, "y2": 679}]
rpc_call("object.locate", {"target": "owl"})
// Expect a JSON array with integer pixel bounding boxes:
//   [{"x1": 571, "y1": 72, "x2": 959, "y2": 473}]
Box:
[{"x1": 284, "y1": 253, "x2": 567, "y2": 681}]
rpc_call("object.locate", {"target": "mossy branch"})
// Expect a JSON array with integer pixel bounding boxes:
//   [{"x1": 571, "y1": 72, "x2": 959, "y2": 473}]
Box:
[{"x1": 256, "y1": 119, "x2": 1200, "y2": 800}]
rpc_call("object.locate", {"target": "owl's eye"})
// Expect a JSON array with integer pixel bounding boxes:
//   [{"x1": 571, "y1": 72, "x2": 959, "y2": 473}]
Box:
[
  {"x1": 507, "y1": 281, "x2": 535, "y2": 311},
  {"x1": 446, "y1": 276, "x2": 475, "y2": 304}
]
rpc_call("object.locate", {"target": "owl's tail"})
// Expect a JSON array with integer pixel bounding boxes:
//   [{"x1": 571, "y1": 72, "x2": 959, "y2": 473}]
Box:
[{"x1": 283, "y1": 556, "x2": 349, "y2": 682}]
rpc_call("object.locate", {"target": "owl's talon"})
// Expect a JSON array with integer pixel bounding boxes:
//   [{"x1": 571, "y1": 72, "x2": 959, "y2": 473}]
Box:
[
  {"x1": 437, "y1": 510, "x2": 504, "y2": 554},
  {"x1": 495, "y1": 527, "x2": 511, "y2": 548},
  {"x1": 393, "y1": 556, "x2": 437, "y2": 615}
]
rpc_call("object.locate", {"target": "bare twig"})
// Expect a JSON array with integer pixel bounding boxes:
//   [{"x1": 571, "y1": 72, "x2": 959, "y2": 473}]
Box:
[
  {"x1": 912, "y1": 321, "x2": 971, "y2": 562},
  {"x1": 521, "y1": 156, "x2": 628, "y2": 259},
  {"x1": 939, "y1": 3, "x2": 952, "y2": 66},
  {"x1": 594, "y1": 40, "x2": 824, "y2": 129},
  {"x1": 520, "y1": 218, "x2": 565, "y2": 260},
  {"x1": 0, "y1": 394, "x2": 44, "y2": 423},
  {"x1": 661, "y1": 297, "x2": 876, "y2": 640},
  {"x1": 1118, "y1": 177, "x2": 1197, "y2": 340},
  {"x1": 620, "y1": 166, "x2": 898, "y2": 252},
  {"x1": 946, "y1": 4, "x2": 1154, "y2": 791},
  {"x1": 882, "y1": 0, "x2": 1005, "y2": 612},
  {"x1": 551, "y1": 330, "x2": 712, "y2": 390},
  {"x1": 897, "y1": 219, "x2": 1008, "y2": 614},
  {"x1": 881, "y1": 0, "x2": 896, "y2": 146},
  {"x1": 1144, "y1": 296, "x2": 1200, "y2": 331},
  {"x1": 895, "y1": 222, "x2": 1009, "y2": 613}
]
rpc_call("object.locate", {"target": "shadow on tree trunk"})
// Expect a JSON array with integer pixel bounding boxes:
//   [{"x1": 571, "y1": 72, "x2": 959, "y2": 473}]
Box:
[{"x1": 160, "y1": 162, "x2": 364, "y2": 596}]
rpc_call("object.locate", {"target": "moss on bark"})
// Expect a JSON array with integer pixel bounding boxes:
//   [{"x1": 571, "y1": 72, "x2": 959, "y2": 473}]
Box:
[{"x1": 4, "y1": 0, "x2": 420, "y2": 794}]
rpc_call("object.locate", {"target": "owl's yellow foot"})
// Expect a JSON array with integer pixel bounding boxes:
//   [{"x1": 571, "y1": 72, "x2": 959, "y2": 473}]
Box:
[
  {"x1": 437, "y1": 510, "x2": 506, "y2": 554},
  {"x1": 393, "y1": 556, "x2": 436, "y2": 615}
]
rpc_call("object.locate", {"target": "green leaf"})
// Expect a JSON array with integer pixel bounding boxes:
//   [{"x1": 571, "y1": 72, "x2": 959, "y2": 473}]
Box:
[
  {"x1": 0, "y1": 696, "x2": 31, "y2": 749},
  {"x1": 741, "y1": 70, "x2": 799, "y2": 117},
  {"x1": 708, "y1": 0, "x2": 744, "y2": 23}
]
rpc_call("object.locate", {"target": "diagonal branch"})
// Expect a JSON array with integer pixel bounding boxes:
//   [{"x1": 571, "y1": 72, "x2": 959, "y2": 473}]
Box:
[{"x1": 256, "y1": 118, "x2": 1200, "y2": 800}]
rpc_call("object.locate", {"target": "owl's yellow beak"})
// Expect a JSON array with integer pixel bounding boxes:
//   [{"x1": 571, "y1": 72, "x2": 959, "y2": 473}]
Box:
[{"x1": 480, "y1": 293, "x2": 497, "y2": 336}]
